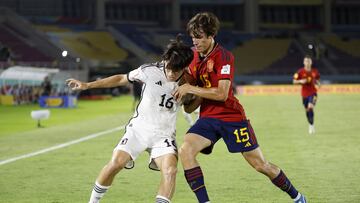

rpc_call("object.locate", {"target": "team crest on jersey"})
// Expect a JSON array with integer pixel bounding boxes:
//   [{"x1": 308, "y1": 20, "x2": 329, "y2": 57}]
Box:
[{"x1": 207, "y1": 59, "x2": 214, "y2": 72}]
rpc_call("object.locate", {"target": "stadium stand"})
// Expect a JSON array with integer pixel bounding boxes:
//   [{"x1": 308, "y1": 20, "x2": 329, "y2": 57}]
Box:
[
  {"x1": 57, "y1": 31, "x2": 129, "y2": 61},
  {"x1": 0, "y1": 23, "x2": 53, "y2": 62},
  {"x1": 232, "y1": 38, "x2": 291, "y2": 75},
  {"x1": 0, "y1": 0, "x2": 359, "y2": 85},
  {"x1": 321, "y1": 34, "x2": 360, "y2": 74},
  {"x1": 113, "y1": 23, "x2": 163, "y2": 54}
]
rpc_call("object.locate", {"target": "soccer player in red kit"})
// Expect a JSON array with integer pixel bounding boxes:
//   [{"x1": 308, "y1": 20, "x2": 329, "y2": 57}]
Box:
[
  {"x1": 173, "y1": 12, "x2": 307, "y2": 203},
  {"x1": 293, "y1": 55, "x2": 320, "y2": 134}
]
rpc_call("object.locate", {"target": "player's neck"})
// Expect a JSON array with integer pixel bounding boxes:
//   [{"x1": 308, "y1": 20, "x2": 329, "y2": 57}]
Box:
[{"x1": 200, "y1": 39, "x2": 215, "y2": 58}]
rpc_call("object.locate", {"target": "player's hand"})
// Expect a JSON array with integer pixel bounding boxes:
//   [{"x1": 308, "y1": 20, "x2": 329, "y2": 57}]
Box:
[
  {"x1": 66, "y1": 78, "x2": 89, "y2": 90},
  {"x1": 299, "y1": 79, "x2": 307, "y2": 84},
  {"x1": 173, "y1": 83, "x2": 192, "y2": 102}
]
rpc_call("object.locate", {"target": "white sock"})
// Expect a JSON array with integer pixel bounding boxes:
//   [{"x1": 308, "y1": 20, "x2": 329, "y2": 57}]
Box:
[
  {"x1": 183, "y1": 111, "x2": 194, "y2": 126},
  {"x1": 89, "y1": 181, "x2": 110, "y2": 203},
  {"x1": 293, "y1": 192, "x2": 301, "y2": 201},
  {"x1": 156, "y1": 195, "x2": 171, "y2": 203}
]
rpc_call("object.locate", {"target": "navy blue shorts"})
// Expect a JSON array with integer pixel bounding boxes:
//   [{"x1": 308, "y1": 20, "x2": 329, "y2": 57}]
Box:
[
  {"x1": 187, "y1": 117, "x2": 259, "y2": 154},
  {"x1": 302, "y1": 93, "x2": 317, "y2": 108}
]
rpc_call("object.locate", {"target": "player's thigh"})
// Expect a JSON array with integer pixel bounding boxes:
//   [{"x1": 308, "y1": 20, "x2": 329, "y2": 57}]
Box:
[
  {"x1": 183, "y1": 118, "x2": 220, "y2": 154},
  {"x1": 111, "y1": 150, "x2": 132, "y2": 167},
  {"x1": 242, "y1": 147, "x2": 267, "y2": 167},
  {"x1": 221, "y1": 120, "x2": 259, "y2": 153},
  {"x1": 148, "y1": 136, "x2": 177, "y2": 170},
  {"x1": 182, "y1": 133, "x2": 212, "y2": 154}
]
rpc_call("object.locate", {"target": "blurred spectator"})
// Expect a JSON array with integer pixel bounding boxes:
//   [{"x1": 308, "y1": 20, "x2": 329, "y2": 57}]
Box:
[
  {"x1": 0, "y1": 83, "x2": 69, "y2": 105},
  {"x1": 41, "y1": 76, "x2": 52, "y2": 96},
  {"x1": 0, "y1": 46, "x2": 11, "y2": 61}
]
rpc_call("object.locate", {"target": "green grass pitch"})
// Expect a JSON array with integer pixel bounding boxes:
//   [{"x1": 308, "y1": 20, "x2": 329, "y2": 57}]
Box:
[{"x1": 0, "y1": 94, "x2": 359, "y2": 203}]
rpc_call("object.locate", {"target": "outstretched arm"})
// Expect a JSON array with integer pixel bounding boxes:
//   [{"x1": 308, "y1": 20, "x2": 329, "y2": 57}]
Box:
[
  {"x1": 293, "y1": 78, "x2": 307, "y2": 85},
  {"x1": 66, "y1": 74, "x2": 129, "y2": 91}
]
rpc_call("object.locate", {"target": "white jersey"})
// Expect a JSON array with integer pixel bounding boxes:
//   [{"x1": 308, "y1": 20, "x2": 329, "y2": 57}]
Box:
[{"x1": 127, "y1": 62, "x2": 181, "y2": 137}]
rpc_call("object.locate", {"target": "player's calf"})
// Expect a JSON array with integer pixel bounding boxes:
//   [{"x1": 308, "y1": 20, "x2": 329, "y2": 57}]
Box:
[
  {"x1": 158, "y1": 164, "x2": 177, "y2": 197},
  {"x1": 88, "y1": 151, "x2": 131, "y2": 202},
  {"x1": 184, "y1": 166, "x2": 210, "y2": 203},
  {"x1": 162, "y1": 165, "x2": 177, "y2": 183}
]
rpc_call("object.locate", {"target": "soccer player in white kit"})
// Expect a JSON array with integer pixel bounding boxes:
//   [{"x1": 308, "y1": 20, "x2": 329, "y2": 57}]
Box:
[{"x1": 66, "y1": 37, "x2": 194, "y2": 203}]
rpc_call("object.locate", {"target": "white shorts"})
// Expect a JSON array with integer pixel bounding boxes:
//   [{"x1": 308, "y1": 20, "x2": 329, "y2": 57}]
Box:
[{"x1": 114, "y1": 124, "x2": 177, "y2": 170}]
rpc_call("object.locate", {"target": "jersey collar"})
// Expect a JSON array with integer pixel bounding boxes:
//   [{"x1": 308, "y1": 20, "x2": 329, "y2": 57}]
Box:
[{"x1": 195, "y1": 42, "x2": 218, "y2": 63}]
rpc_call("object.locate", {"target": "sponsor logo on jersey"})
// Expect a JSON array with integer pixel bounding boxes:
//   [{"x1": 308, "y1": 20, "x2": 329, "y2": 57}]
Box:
[
  {"x1": 155, "y1": 81, "x2": 162, "y2": 86},
  {"x1": 245, "y1": 142, "x2": 252, "y2": 147}
]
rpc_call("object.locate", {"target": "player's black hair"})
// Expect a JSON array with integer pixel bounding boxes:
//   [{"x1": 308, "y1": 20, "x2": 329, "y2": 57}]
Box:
[
  {"x1": 304, "y1": 54, "x2": 312, "y2": 59},
  {"x1": 162, "y1": 34, "x2": 194, "y2": 72},
  {"x1": 187, "y1": 12, "x2": 220, "y2": 38}
]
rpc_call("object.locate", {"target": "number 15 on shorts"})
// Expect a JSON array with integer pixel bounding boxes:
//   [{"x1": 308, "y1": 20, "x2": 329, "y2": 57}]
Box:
[
  {"x1": 233, "y1": 127, "x2": 249, "y2": 143},
  {"x1": 233, "y1": 127, "x2": 253, "y2": 148}
]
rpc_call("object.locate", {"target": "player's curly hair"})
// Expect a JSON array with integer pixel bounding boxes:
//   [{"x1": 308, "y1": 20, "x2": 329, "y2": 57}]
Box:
[
  {"x1": 187, "y1": 12, "x2": 220, "y2": 38},
  {"x1": 162, "y1": 34, "x2": 193, "y2": 72}
]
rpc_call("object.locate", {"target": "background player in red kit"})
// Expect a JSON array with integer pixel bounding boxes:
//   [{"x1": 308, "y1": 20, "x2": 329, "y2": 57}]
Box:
[
  {"x1": 293, "y1": 55, "x2": 321, "y2": 134},
  {"x1": 174, "y1": 12, "x2": 307, "y2": 203}
]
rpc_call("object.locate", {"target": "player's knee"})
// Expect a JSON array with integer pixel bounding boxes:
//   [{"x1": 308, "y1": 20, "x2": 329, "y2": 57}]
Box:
[
  {"x1": 252, "y1": 161, "x2": 269, "y2": 174},
  {"x1": 108, "y1": 158, "x2": 127, "y2": 172},
  {"x1": 162, "y1": 165, "x2": 177, "y2": 180},
  {"x1": 179, "y1": 143, "x2": 196, "y2": 160}
]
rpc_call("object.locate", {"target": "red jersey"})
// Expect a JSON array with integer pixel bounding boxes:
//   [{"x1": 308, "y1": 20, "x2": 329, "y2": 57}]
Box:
[
  {"x1": 293, "y1": 67, "x2": 320, "y2": 97},
  {"x1": 188, "y1": 44, "x2": 247, "y2": 122}
]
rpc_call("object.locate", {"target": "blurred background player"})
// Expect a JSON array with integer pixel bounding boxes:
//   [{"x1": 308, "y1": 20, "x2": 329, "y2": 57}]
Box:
[
  {"x1": 174, "y1": 12, "x2": 307, "y2": 203},
  {"x1": 293, "y1": 55, "x2": 321, "y2": 134},
  {"x1": 41, "y1": 76, "x2": 52, "y2": 96},
  {"x1": 66, "y1": 36, "x2": 194, "y2": 203}
]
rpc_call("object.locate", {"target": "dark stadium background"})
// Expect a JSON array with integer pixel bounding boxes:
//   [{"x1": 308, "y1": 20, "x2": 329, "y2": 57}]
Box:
[
  {"x1": 1, "y1": 1, "x2": 360, "y2": 203},
  {"x1": 0, "y1": 0, "x2": 359, "y2": 96}
]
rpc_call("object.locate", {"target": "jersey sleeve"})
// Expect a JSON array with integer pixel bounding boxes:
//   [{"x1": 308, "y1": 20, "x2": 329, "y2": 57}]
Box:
[
  {"x1": 214, "y1": 50, "x2": 234, "y2": 80},
  {"x1": 127, "y1": 66, "x2": 148, "y2": 83}
]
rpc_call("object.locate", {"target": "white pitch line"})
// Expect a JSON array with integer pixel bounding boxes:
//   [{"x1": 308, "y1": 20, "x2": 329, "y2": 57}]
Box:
[{"x1": 0, "y1": 125, "x2": 125, "y2": 166}]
